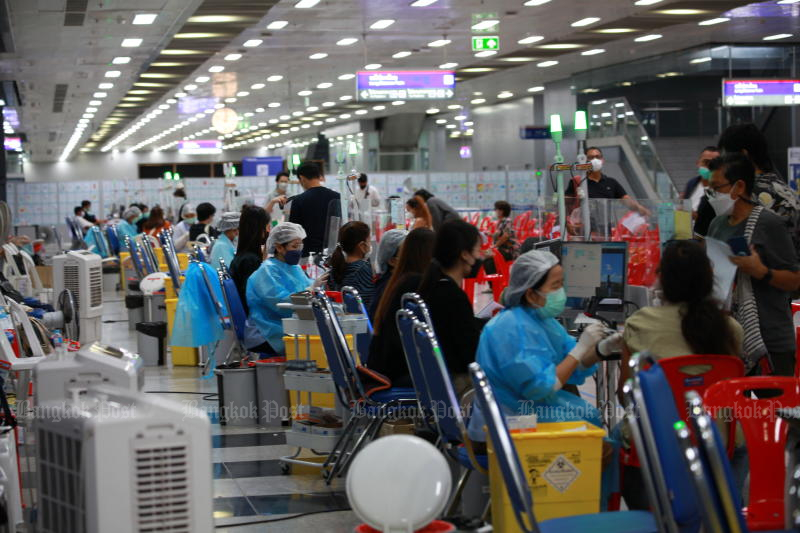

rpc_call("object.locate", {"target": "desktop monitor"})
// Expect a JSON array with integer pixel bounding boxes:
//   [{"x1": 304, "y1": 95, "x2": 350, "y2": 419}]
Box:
[{"x1": 561, "y1": 241, "x2": 628, "y2": 312}]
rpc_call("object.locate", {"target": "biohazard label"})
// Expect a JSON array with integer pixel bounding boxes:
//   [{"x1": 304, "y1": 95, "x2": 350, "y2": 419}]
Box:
[{"x1": 542, "y1": 454, "x2": 580, "y2": 493}]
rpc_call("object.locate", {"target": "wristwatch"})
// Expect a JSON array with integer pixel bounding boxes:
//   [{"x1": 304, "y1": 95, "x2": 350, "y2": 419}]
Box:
[{"x1": 761, "y1": 268, "x2": 774, "y2": 284}]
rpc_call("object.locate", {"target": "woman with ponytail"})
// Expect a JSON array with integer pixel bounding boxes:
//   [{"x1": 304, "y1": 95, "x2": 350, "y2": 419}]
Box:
[
  {"x1": 328, "y1": 221, "x2": 375, "y2": 306},
  {"x1": 620, "y1": 239, "x2": 743, "y2": 386}
]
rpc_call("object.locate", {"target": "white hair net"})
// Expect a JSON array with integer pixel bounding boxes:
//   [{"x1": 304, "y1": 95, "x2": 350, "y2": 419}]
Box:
[
  {"x1": 375, "y1": 229, "x2": 407, "y2": 275},
  {"x1": 266, "y1": 222, "x2": 307, "y2": 254},
  {"x1": 502, "y1": 250, "x2": 559, "y2": 308},
  {"x1": 122, "y1": 206, "x2": 141, "y2": 221},
  {"x1": 181, "y1": 203, "x2": 197, "y2": 218},
  {"x1": 217, "y1": 212, "x2": 240, "y2": 232}
]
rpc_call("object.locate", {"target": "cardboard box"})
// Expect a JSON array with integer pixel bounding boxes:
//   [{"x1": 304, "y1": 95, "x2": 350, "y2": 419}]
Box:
[{"x1": 35, "y1": 266, "x2": 53, "y2": 288}]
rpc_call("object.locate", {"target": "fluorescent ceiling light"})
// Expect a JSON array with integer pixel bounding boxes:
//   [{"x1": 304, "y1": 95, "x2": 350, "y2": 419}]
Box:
[
  {"x1": 528, "y1": 86, "x2": 545, "y2": 92},
  {"x1": 196, "y1": 76, "x2": 210, "y2": 83},
  {"x1": 582, "y1": 48, "x2": 605, "y2": 55},
  {"x1": 93, "y1": 92, "x2": 108, "y2": 98},
  {"x1": 428, "y1": 39, "x2": 451, "y2": 47},
  {"x1": 355, "y1": 109, "x2": 368, "y2": 115},
  {"x1": 337, "y1": 37, "x2": 359, "y2": 46},
  {"x1": 298, "y1": 90, "x2": 313, "y2": 96},
  {"x1": 86, "y1": 107, "x2": 98, "y2": 113},
  {"x1": 537, "y1": 60, "x2": 558, "y2": 67},
  {"x1": 374, "y1": 105, "x2": 387, "y2": 110},
  {"x1": 634, "y1": 34, "x2": 662, "y2": 42},
  {"x1": 112, "y1": 56, "x2": 131, "y2": 64},
  {"x1": 105, "y1": 70, "x2": 121, "y2": 78},
  {"x1": 447, "y1": 104, "x2": 461, "y2": 109},
  {"x1": 121, "y1": 38, "x2": 142, "y2": 47},
  {"x1": 370, "y1": 19, "x2": 395, "y2": 29},
  {"x1": 596, "y1": 28, "x2": 636, "y2": 33},
  {"x1": 497, "y1": 91, "x2": 513, "y2": 99},
  {"x1": 392, "y1": 51, "x2": 412, "y2": 58},
  {"x1": 322, "y1": 101, "x2": 336, "y2": 107},
  {"x1": 690, "y1": 56, "x2": 712, "y2": 64},
  {"x1": 98, "y1": 83, "x2": 114, "y2": 89},
  {"x1": 364, "y1": 63, "x2": 382, "y2": 70},
  {"x1": 236, "y1": 91, "x2": 249, "y2": 97},
  {"x1": 307, "y1": 106, "x2": 319, "y2": 112},
  {"x1": 392, "y1": 101, "x2": 405, "y2": 106},
  {"x1": 460, "y1": 67, "x2": 495, "y2": 72},
  {"x1": 317, "y1": 82, "x2": 333, "y2": 89},
  {"x1": 411, "y1": 0, "x2": 438, "y2": 5},
  {"x1": 151, "y1": 62, "x2": 187, "y2": 66},
  {"x1": 188, "y1": 15, "x2": 248, "y2": 22},
  {"x1": 224, "y1": 53, "x2": 242, "y2": 61},
  {"x1": 657, "y1": 8, "x2": 706, "y2": 14},
  {"x1": 176, "y1": 32, "x2": 225, "y2": 39},
  {"x1": 267, "y1": 20, "x2": 289, "y2": 29},
  {"x1": 634, "y1": 0, "x2": 662, "y2": 4},
  {"x1": 471, "y1": 98, "x2": 486, "y2": 104},
  {"x1": 89, "y1": 100, "x2": 102, "y2": 106},
  {"x1": 295, "y1": 0, "x2": 320, "y2": 7},
  {"x1": 208, "y1": 65, "x2": 225, "y2": 72},
  {"x1": 160, "y1": 49, "x2": 204, "y2": 55},
  {"x1": 425, "y1": 108, "x2": 439, "y2": 113},
  {"x1": 243, "y1": 39, "x2": 263, "y2": 47},
  {"x1": 539, "y1": 43, "x2": 582, "y2": 49},
  {"x1": 435, "y1": 119, "x2": 447, "y2": 124},
  {"x1": 439, "y1": 62, "x2": 458, "y2": 68},
  {"x1": 524, "y1": 0, "x2": 552, "y2": 5},
  {"x1": 518, "y1": 35, "x2": 544, "y2": 44},
  {"x1": 340, "y1": 95, "x2": 353, "y2": 101},
  {"x1": 132, "y1": 13, "x2": 157, "y2": 24},
  {"x1": 778, "y1": 0, "x2": 800, "y2": 3},
  {"x1": 698, "y1": 17, "x2": 729, "y2": 25},
  {"x1": 500, "y1": 57, "x2": 535, "y2": 62},
  {"x1": 764, "y1": 33, "x2": 793, "y2": 40},
  {"x1": 184, "y1": 84, "x2": 197, "y2": 91},
  {"x1": 471, "y1": 19, "x2": 499, "y2": 31},
  {"x1": 268, "y1": 102, "x2": 281, "y2": 108},
  {"x1": 251, "y1": 83, "x2": 265, "y2": 89},
  {"x1": 267, "y1": 75, "x2": 284, "y2": 82},
  {"x1": 338, "y1": 73, "x2": 355, "y2": 80},
  {"x1": 474, "y1": 50, "x2": 497, "y2": 57},
  {"x1": 309, "y1": 52, "x2": 328, "y2": 59},
  {"x1": 571, "y1": 17, "x2": 600, "y2": 27}
]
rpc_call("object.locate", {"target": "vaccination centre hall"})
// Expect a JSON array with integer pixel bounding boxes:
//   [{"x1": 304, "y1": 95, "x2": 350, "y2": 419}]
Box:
[{"x1": 1, "y1": 0, "x2": 800, "y2": 531}]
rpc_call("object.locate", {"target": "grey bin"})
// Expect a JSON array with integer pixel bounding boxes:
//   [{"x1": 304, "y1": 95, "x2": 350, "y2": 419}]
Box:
[
  {"x1": 126, "y1": 294, "x2": 144, "y2": 331},
  {"x1": 103, "y1": 265, "x2": 120, "y2": 292},
  {"x1": 255, "y1": 362, "x2": 290, "y2": 427},
  {"x1": 135, "y1": 321, "x2": 167, "y2": 367},
  {"x1": 144, "y1": 293, "x2": 166, "y2": 323},
  {"x1": 215, "y1": 364, "x2": 258, "y2": 426}
]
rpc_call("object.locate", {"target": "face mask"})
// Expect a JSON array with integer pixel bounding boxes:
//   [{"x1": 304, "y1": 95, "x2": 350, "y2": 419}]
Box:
[
  {"x1": 359, "y1": 184, "x2": 367, "y2": 190},
  {"x1": 590, "y1": 158, "x2": 604, "y2": 172},
  {"x1": 185, "y1": 217, "x2": 197, "y2": 225},
  {"x1": 698, "y1": 167, "x2": 711, "y2": 182},
  {"x1": 142, "y1": 212, "x2": 150, "y2": 220},
  {"x1": 277, "y1": 182, "x2": 288, "y2": 192},
  {"x1": 536, "y1": 287, "x2": 567, "y2": 319},
  {"x1": 467, "y1": 255, "x2": 483, "y2": 278},
  {"x1": 284, "y1": 249, "x2": 302, "y2": 265},
  {"x1": 134, "y1": 215, "x2": 144, "y2": 223},
  {"x1": 708, "y1": 192, "x2": 735, "y2": 216}
]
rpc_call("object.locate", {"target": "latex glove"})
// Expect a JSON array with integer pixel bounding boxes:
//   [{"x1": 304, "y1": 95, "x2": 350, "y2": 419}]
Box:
[
  {"x1": 598, "y1": 332, "x2": 624, "y2": 358},
  {"x1": 310, "y1": 272, "x2": 329, "y2": 290},
  {"x1": 568, "y1": 323, "x2": 607, "y2": 365}
]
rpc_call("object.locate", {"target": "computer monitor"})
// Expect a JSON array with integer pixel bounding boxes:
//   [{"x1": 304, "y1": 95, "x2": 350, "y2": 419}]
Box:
[{"x1": 561, "y1": 241, "x2": 628, "y2": 312}]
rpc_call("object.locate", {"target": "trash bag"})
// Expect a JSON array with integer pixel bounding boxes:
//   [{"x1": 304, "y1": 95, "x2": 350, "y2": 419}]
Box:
[{"x1": 171, "y1": 261, "x2": 229, "y2": 347}]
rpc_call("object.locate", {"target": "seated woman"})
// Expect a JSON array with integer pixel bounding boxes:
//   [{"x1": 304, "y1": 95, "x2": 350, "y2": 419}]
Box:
[
  {"x1": 328, "y1": 221, "x2": 375, "y2": 306},
  {"x1": 368, "y1": 228, "x2": 436, "y2": 385},
  {"x1": 210, "y1": 212, "x2": 240, "y2": 270},
  {"x1": 246, "y1": 222, "x2": 325, "y2": 354},
  {"x1": 142, "y1": 206, "x2": 171, "y2": 238},
  {"x1": 369, "y1": 229, "x2": 407, "y2": 321},
  {"x1": 406, "y1": 196, "x2": 433, "y2": 231},
  {"x1": 493, "y1": 200, "x2": 519, "y2": 261},
  {"x1": 230, "y1": 205, "x2": 270, "y2": 314},
  {"x1": 418, "y1": 219, "x2": 487, "y2": 395},
  {"x1": 171, "y1": 203, "x2": 197, "y2": 252},
  {"x1": 467, "y1": 250, "x2": 612, "y2": 443},
  {"x1": 116, "y1": 206, "x2": 141, "y2": 250}
]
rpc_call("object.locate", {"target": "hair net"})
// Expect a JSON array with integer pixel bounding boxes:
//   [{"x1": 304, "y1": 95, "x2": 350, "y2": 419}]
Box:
[
  {"x1": 181, "y1": 203, "x2": 197, "y2": 218},
  {"x1": 217, "y1": 212, "x2": 240, "y2": 232},
  {"x1": 375, "y1": 229, "x2": 407, "y2": 275},
  {"x1": 266, "y1": 222, "x2": 307, "y2": 254},
  {"x1": 502, "y1": 250, "x2": 559, "y2": 308},
  {"x1": 122, "y1": 206, "x2": 141, "y2": 221}
]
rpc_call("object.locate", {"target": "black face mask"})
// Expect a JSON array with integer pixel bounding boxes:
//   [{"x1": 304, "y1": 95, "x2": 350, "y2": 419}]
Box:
[
  {"x1": 467, "y1": 256, "x2": 482, "y2": 278},
  {"x1": 359, "y1": 184, "x2": 367, "y2": 190}
]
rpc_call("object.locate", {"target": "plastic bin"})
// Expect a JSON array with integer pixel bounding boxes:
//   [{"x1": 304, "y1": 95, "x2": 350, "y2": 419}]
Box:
[
  {"x1": 126, "y1": 294, "x2": 144, "y2": 331},
  {"x1": 103, "y1": 264, "x2": 120, "y2": 292},
  {"x1": 487, "y1": 421, "x2": 605, "y2": 528},
  {"x1": 215, "y1": 364, "x2": 258, "y2": 426},
  {"x1": 255, "y1": 360, "x2": 290, "y2": 427},
  {"x1": 144, "y1": 293, "x2": 166, "y2": 323},
  {"x1": 135, "y1": 321, "x2": 167, "y2": 367}
]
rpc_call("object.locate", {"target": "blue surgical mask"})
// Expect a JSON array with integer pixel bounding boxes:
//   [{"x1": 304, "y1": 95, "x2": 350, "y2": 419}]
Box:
[
  {"x1": 185, "y1": 217, "x2": 197, "y2": 225},
  {"x1": 536, "y1": 287, "x2": 567, "y2": 319},
  {"x1": 284, "y1": 249, "x2": 302, "y2": 265},
  {"x1": 698, "y1": 166, "x2": 711, "y2": 182}
]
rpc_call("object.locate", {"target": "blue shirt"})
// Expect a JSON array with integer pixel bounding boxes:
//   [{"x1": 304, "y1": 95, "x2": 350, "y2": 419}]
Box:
[
  {"x1": 116, "y1": 220, "x2": 139, "y2": 250},
  {"x1": 210, "y1": 233, "x2": 236, "y2": 271},
  {"x1": 467, "y1": 305, "x2": 601, "y2": 441},
  {"x1": 246, "y1": 258, "x2": 311, "y2": 354}
]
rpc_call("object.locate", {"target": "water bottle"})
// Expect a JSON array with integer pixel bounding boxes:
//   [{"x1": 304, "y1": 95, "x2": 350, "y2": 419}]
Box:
[{"x1": 51, "y1": 329, "x2": 67, "y2": 359}]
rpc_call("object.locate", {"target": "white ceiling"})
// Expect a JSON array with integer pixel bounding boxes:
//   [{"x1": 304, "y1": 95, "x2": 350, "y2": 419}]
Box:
[{"x1": 2, "y1": 0, "x2": 799, "y2": 162}]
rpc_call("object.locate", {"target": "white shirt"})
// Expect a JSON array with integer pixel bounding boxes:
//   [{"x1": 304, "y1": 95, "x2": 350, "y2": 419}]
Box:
[
  {"x1": 76, "y1": 216, "x2": 94, "y2": 232},
  {"x1": 266, "y1": 188, "x2": 287, "y2": 223},
  {"x1": 689, "y1": 182, "x2": 706, "y2": 211},
  {"x1": 352, "y1": 185, "x2": 381, "y2": 216},
  {"x1": 172, "y1": 220, "x2": 192, "y2": 251}
]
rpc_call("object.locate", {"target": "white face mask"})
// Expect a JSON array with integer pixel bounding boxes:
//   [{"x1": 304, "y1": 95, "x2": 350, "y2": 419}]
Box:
[
  {"x1": 590, "y1": 158, "x2": 604, "y2": 172},
  {"x1": 277, "y1": 182, "x2": 288, "y2": 192},
  {"x1": 708, "y1": 192, "x2": 735, "y2": 216}
]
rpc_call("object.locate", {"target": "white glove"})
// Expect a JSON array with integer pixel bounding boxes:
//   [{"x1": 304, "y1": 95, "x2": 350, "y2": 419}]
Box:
[
  {"x1": 310, "y1": 272, "x2": 329, "y2": 290},
  {"x1": 568, "y1": 323, "x2": 607, "y2": 365},
  {"x1": 598, "y1": 332, "x2": 624, "y2": 358}
]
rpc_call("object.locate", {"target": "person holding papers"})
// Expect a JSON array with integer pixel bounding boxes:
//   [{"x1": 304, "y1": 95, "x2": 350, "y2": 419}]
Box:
[{"x1": 706, "y1": 153, "x2": 800, "y2": 376}]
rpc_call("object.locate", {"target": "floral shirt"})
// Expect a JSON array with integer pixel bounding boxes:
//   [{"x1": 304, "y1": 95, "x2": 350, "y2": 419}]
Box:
[
  {"x1": 494, "y1": 218, "x2": 519, "y2": 260},
  {"x1": 752, "y1": 172, "x2": 800, "y2": 253}
]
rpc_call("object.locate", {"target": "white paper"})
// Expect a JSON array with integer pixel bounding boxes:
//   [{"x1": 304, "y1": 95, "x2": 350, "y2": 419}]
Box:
[
  {"x1": 705, "y1": 238, "x2": 737, "y2": 309},
  {"x1": 574, "y1": 314, "x2": 603, "y2": 326},
  {"x1": 476, "y1": 300, "x2": 504, "y2": 319},
  {"x1": 621, "y1": 212, "x2": 647, "y2": 233}
]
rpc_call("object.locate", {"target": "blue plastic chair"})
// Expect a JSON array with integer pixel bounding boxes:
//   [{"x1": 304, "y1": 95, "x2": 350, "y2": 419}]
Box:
[
  {"x1": 675, "y1": 391, "x2": 795, "y2": 533},
  {"x1": 341, "y1": 286, "x2": 372, "y2": 364},
  {"x1": 469, "y1": 362, "x2": 659, "y2": 533},
  {"x1": 401, "y1": 292, "x2": 435, "y2": 331},
  {"x1": 106, "y1": 225, "x2": 121, "y2": 255},
  {"x1": 411, "y1": 320, "x2": 488, "y2": 516},
  {"x1": 624, "y1": 353, "x2": 703, "y2": 533},
  {"x1": 396, "y1": 309, "x2": 435, "y2": 424},
  {"x1": 310, "y1": 290, "x2": 416, "y2": 483}
]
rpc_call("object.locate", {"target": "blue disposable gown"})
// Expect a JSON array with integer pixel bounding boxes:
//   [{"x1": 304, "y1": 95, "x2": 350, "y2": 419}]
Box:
[
  {"x1": 467, "y1": 305, "x2": 601, "y2": 441},
  {"x1": 210, "y1": 233, "x2": 236, "y2": 271},
  {"x1": 246, "y1": 258, "x2": 311, "y2": 354},
  {"x1": 116, "y1": 220, "x2": 139, "y2": 250}
]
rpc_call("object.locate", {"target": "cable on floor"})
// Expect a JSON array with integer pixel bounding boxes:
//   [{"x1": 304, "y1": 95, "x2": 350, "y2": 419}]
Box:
[{"x1": 214, "y1": 508, "x2": 352, "y2": 528}]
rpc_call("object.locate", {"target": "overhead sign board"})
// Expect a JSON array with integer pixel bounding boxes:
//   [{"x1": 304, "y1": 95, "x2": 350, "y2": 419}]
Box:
[
  {"x1": 356, "y1": 70, "x2": 455, "y2": 101},
  {"x1": 178, "y1": 139, "x2": 221, "y2": 155},
  {"x1": 472, "y1": 36, "x2": 499, "y2": 51},
  {"x1": 723, "y1": 79, "x2": 800, "y2": 107},
  {"x1": 519, "y1": 126, "x2": 551, "y2": 140}
]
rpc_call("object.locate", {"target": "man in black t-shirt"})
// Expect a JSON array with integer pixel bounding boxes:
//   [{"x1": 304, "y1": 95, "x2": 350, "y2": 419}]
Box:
[
  {"x1": 287, "y1": 162, "x2": 341, "y2": 256},
  {"x1": 189, "y1": 202, "x2": 219, "y2": 241}
]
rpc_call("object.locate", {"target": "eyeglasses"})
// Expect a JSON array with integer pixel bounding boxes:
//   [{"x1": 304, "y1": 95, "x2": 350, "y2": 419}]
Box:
[{"x1": 708, "y1": 182, "x2": 732, "y2": 194}]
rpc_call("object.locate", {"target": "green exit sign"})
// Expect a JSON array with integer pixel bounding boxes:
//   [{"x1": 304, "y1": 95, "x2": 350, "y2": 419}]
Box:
[{"x1": 472, "y1": 36, "x2": 499, "y2": 51}]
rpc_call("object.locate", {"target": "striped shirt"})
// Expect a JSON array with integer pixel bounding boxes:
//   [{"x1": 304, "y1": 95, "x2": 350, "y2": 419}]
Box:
[{"x1": 331, "y1": 260, "x2": 375, "y2": 306}]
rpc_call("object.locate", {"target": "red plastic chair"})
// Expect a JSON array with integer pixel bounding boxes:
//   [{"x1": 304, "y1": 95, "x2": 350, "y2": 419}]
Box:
[{"x1": 704, "y1": 377, "x2": 800, "y2": 531}]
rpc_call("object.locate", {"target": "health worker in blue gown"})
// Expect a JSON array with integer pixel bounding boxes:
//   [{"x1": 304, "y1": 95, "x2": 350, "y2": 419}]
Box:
[
  {"x1": 210, "y1": 212, "x2": 240, "y2": 270},
  {"x1": 116, "y1": 206, "x2": 142, "y2": 251}
]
